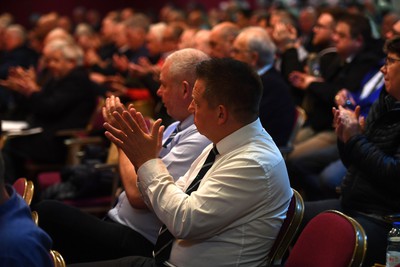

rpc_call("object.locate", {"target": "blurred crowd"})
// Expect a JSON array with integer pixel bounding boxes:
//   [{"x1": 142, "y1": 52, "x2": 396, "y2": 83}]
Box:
[{"x1": 0, "y1": 0, "x2": 397, "y2": 199}]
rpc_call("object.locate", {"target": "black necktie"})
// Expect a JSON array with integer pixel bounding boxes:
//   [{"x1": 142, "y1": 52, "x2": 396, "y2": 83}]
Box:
[
  {"x1": 153, "y1": 146, "x2": 219, "y2": 264},
  {"x1": 162, "y1": 126, "x2": 179, "y2": 148}
]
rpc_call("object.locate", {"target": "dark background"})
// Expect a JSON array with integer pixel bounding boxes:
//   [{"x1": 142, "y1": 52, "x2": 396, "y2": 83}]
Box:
[{"x1": 0, "y1": 0, "x2": 257, "y2": 27}]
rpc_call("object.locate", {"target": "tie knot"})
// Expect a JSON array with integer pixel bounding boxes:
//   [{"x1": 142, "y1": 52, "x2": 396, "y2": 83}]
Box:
[{"x1": 212, "y1": 145, "x2": 219, "y2": 156}]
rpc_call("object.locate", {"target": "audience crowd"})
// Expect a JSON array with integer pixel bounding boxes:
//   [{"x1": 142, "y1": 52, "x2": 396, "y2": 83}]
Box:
[{"x1": 0, "y1": 0, "x2": 399, "y2": 266}]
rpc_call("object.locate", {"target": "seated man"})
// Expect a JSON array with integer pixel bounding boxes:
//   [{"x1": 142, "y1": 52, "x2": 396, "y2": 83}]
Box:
[
  {"x1": 1, "y1": 39, "x2": 98, "y2": 182},
  {"x1": 33, "y1": 48, "x2": 211, "y2": 264},
  {"x1": 231, "y1": 26, "x2": 295, "y2": 147},
  {"x1": 71, "y1": 58, "x2": 292, "y2": 267},
  {"x1": 0, "y1": 122, "x2": 53, "y2": 267}
]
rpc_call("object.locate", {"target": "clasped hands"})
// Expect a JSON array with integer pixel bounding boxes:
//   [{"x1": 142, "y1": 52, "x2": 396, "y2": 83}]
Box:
[
  {"x1": 332, "y1": 105, "x2": 364, "y2": 143},
  {"x1": 0, "y1": 66, "x2": 40, "y2": 96},
  {"x1": 102, "y1": 95, "x2": 165, "y2": 169}
]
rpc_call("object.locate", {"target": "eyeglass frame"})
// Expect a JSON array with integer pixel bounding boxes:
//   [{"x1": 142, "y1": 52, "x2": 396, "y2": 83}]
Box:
[{"x1": 384, "y1": 56, "x2": 400, "y2": 67}]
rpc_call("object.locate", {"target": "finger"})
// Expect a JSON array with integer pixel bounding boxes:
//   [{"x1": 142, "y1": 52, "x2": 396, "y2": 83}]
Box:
[
  {"x1": 120, "y1": 110, "x2": 141, "y2": 134},
  {"x1": 103, "y1": 121, "x2": 127, "y2": 143},
  {"x1": 151, "y1": 119, "x2": 163, "y2": 140},
  {"x1": 104, "y1": 130, "x2": 124, "y2": 148},
  {"x1": 115, "y1": 97, "x2": 126, "y2": 114},
  {"x1": 102, "y1": 106, "x2": 109, "y2": 122},
  {"x1": 354, "y1": 105, "x2": 361, "y2": 119},
  {"x1": 134, "y1": 111, "x2": 150, "y2": 134},
  {"x1": 157, "y1": 124, "x2": 165, "y2": 150}
]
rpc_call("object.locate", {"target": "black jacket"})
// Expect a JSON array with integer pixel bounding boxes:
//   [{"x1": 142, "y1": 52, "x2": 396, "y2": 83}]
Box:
[{"x1": 339, "y1": 89, "x2": 400, "y2": 215}]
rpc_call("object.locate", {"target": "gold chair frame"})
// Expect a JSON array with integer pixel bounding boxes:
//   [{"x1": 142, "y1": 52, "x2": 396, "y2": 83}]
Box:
[{"x1": 266, "y1": 188, "x2": 304, "y2": 266}]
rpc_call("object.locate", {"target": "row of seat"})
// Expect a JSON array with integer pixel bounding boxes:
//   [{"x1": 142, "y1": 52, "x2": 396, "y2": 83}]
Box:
[
  {"x1": 267, "y1": 189, "x2": 367, "y2": 267},
  {"x1": 12, "y1": 177, "x2": 67, "y2": 267},
  {"x1": 13, "y1": 177, "x2": 367, "y2": 266}
]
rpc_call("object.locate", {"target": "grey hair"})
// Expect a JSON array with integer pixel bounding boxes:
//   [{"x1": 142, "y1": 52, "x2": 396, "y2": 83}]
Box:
[
  {"x1": 149, "y1": 22, "x2": 167, "y2": 42},
  {"x1": 6, "y1": 24, "x2": 26, "y2": 42},
  {"x1": 165, "y1": 48, "x2": 210, "y2": 86},
  {"x1": 45, "y1": 39, "x2": 84, "y2": 66},
  {"x1": 124, "y1": 13, "x2": 150, "y2": 32},
  {"x1": 241, "y1": 26, "x2": 276, "y2": 67}
]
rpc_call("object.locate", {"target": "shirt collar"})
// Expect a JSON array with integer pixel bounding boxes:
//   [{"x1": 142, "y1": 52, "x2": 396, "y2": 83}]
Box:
[
  {"x1": 178, "y1": 115, "x2": 194, "y2": 132},
  {"x1": 215, "y1": 118, "x2": 265, "y2": 156},
  {"x1": 257, "y1": 64, "x2": 273, "y2": 76}
]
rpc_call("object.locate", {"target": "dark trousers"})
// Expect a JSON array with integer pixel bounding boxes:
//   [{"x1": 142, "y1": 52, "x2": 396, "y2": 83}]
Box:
[
  {"x1": 68, "y1": 256, "x2": 159, "y2": 267},
  {"x1": 33, "y1": 200, "x2": 154, "y2": 264},
  {"x1": 301, "y1": 199, "x2": 391, "y2": 267}
]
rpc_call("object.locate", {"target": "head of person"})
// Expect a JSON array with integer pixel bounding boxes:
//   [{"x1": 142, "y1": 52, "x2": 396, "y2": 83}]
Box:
[
  {"x1": 178, "y1": 28, "x2": 198, "y2": 50},
  {"x1": 312, "y1": 7, "x2": 345, "y2": 49},
  {"x1": 209, "y1": 22, "x2": 240, "y2": 58},
  {"x1": 333, "y1": 13, "x2": 372, "y2": 59},
  {"x1": 145, "y1": 22, "x2": 167, "y2": 57},
  {"x1": 43, "y1": 39, "x2": 83, "y2": 78},
  {"x1": 157, "y1": 48, "x2": 209, "y2": 122},
  {"x1": 381, "y1": 36, "x2": 400, "y2": 100},
  {"x1": 43, "y1": 27, "x2": 74, "y2": 47},
  {"x1": 298, "y1": 6, "x2": 317, "y2": 35},
  {"x1": 124, "y1": 13, "x2": 150, "y2": 50},
  {"x1": 113, "y1": 22, "x2": 128, "y2": 49},
  {"x1": 193, "y1": 29, "x2": 211, "y2": 55},
  {"x1": 231, "y1": 26, "x2": 276, "y2": 69},
  {"x1": 3, "y1": 24, "x2": 27, "y2": 52},
  {"x1": 381, "y1": 12, "x2": 400, "y2": 39},
  {"x1": 189, "y1": 58, "x2": 263, "y2": 143},
  {"x1": 267, "y1": 9, "x2": 298, "y2": 39},
  {"x1": 386, "y1": 19, "x2": 400, "y2": 40},
  {"x1": 161, "y1": 22, "x2": 185, "y2": 53},
  {"x1": 101, "y1": 14, "x2": 119, "y2": 42}
]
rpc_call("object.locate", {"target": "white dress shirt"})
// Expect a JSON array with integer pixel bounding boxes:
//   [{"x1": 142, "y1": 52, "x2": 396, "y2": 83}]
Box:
[
  {"x1": 107, "y1": 115, "x2": 211, "y2": 244},
  {"x1": 137, "y1": 119, "x2": 292, "y2": 266}
]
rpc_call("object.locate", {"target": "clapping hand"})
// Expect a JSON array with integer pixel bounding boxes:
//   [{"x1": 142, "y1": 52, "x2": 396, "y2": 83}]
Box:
[
  {"x1": 332, "y1": 105, "x2": 364, "y2": 143},
  {"x1": 103, "y1": 95, "x2": 164, "y2": 168}
]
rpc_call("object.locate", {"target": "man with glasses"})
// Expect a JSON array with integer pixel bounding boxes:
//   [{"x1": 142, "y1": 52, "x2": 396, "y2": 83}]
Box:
[
  {"x1": 287, "y1": 13, "x2": 382, "y2": 159},
  {"x1": 231, "y1": 26, "x2": 295, "y2": 147}
]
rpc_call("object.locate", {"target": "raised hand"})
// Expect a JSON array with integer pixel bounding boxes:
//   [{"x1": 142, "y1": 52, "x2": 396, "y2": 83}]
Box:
[{"x1": 103, "y1": 99, "x2": 164, "y2": 168}]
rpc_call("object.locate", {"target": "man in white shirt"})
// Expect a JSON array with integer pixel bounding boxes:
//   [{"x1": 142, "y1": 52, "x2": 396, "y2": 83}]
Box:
[
  {"x1": 71, "y1": 58, "x2": 292, "y2": 267},
  {"x1": 34, "y1": 48, "x2": 211, "y2": 264}
]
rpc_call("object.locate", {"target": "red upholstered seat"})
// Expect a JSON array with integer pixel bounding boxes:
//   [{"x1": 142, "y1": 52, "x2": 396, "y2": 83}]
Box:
[
  {"x1": 13, "y1": 177, "x2": 34, "y2": 205},
  {"x1": 285, "y1": 210, "x2": 367, "y2": 267},
  {"x1": 13, "y1": 177, "x2": 27, "y2": 197}
]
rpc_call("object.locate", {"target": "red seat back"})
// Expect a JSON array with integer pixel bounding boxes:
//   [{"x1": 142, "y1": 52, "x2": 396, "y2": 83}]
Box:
[{"x1": 285, "y1": 210, "x2": 367, "y2": 267}]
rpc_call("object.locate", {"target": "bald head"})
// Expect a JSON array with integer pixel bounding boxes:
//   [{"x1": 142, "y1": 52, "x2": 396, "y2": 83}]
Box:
[
  {"x1": 209, "y1": 22, "x2": 240, "y2": 58},
  {"x1": 232, "y1": 26, "x2": 276, "y2": 68}
]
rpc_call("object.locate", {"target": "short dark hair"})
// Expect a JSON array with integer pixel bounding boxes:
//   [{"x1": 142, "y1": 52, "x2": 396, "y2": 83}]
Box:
[
  {"x1": 384, "y1": 36, "x2": 400, "y2": 57},
  {"x1": 338, "y1": 13, "x2": 372, "y2": 44},
  {"x1": 195, "y1": 58, "x2": 263, "y2": 123}
]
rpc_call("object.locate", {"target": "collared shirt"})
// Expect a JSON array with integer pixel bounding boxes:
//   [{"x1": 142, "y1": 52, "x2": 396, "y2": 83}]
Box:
[
  {"x1": 257, "y1": 64, "x2": 273, "y2": 76},
  {"x1": 107, "y1": 115, "x2": 211, "y2": 244},
  {"x1": 138, "y1": 119, "x2": 292, "y2": 267}
]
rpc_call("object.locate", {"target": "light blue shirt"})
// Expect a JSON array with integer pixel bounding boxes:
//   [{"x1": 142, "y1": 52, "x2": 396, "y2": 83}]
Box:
[{"x1": 108, "y1": 115, "x2": 211, "y2": 244}]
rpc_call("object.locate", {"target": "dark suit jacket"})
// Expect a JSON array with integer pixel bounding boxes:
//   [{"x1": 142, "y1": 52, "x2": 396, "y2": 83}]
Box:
[
  {"x1": 259, "y1": 67, "x2": 296, "y2": 147},
  {"x1": 7, "y1": 67, "x2": 98, "y2": 164},
  {"x1": 305, "y1": 51, "x2": 381, "y2": 132},
  {"x1": 0, "y1": 45, "x2": 39, "y2": 79}
]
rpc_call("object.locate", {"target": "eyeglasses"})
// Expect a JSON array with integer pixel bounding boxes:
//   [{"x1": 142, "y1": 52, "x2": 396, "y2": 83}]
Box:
[
  {"x1": 231, "y1": 48, "x2": 251, "y2": 55},
  {"x1": 314, "y1": 23, "x2": 331, "y2": 30},
  {"x1": 384, "y1": 56, "x2": 400, "y2": 67}
]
